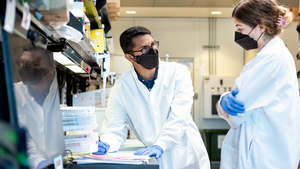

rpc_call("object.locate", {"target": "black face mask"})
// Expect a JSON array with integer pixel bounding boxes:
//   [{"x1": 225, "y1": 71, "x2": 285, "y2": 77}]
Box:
[
  {"x1": 135, "y1": 48, "x2": 159, "y2": 69},
  {"x1": 235, "y1": 26, "x2": 264, "y2": 51},
  {"x1": 18, "y1": 66, "x2": 48, "y2": 85}
]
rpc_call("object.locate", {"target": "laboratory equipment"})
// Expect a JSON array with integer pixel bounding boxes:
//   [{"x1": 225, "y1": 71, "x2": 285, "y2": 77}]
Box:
[
  {"x1": 203, "y1": 76, "x2": 236, "y2": 118},
  {"x1": 73, "y1": 88, "x2": 111, "y2": 108},
  {"x1": 94, "y1": 51, "x2": 115, "y2": 106},
  {"x1": 0, "y1": 120, "x2": 29, "y2": 169},
  {"x1": 165, "y1": 54, "x2": 169, "y2": 62}
]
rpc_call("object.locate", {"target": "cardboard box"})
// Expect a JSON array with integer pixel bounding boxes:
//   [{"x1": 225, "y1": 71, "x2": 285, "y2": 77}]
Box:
[
  {"x1": 29, "y1": 0, "x2": 69, "y2": 24},
  {"x1": 107, "y1": 0, "x2": 120, "y2": 21},
  {"x1": 107, "y1": 0, "x2": 120, "y2": 9},
  {"x1": 290, "y1": 7, "x2": 299, "y2": 21}
]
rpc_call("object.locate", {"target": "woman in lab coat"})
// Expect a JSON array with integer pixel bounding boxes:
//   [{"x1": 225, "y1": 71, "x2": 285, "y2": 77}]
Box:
[{"x1": 218, "y1": 0, "x2": 300, "y2": 168}]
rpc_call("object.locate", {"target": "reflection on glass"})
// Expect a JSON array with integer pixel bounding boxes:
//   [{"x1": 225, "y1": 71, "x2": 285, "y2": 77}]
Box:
[{"x1": 13, "y1": 44, "x2": 65, "y2": 168}]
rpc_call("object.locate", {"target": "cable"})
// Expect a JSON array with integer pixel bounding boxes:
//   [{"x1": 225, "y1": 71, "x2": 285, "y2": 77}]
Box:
[{"x1": 65, "y1": 149, "x2": 74, "y2": 169}]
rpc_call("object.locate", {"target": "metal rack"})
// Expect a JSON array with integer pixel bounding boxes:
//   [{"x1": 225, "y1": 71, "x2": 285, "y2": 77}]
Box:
[{"x1": 16, "y1": 1, "x2": 101, "y2": 78}]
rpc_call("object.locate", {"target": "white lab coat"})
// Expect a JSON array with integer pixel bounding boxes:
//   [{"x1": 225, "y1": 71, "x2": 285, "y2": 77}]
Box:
[
  {"x1": 218, "y1": 36, "x2": 300, "y2": 169},
  {"x1": 14, "y1": 74, "x2": 65, "y2": 169},
  {"x1": 100, "y1": 61, "x2": 210, "y2": 169}
]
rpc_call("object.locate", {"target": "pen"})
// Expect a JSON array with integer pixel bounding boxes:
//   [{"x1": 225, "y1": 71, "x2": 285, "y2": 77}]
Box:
[{"x1": 99, "y1": 136, "x2": 108, "y2": 155}]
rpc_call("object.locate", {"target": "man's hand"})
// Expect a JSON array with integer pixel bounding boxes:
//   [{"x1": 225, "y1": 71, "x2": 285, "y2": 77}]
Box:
[
  {"x1": 220, "y1": 90, "x2": 245, "y2": 116},
  {"x1": 37, "y1": 160, "x2": 52, "y2": 169},
  {"x1": 134, "y1": 145, "x2": 164, "y2": 159},
  {"x1": 92, "y1": 141, "x2": 110, "y2": 155}
]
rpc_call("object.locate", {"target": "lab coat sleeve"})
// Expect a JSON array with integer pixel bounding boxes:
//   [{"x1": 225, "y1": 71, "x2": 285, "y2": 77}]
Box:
[
  {"x1": 217, "y1": 92, "x2": 230, "y2": 120},
  {"x1": 99, "y1": 86, "x2": 128, "y2": 152},
  {"x1": 16, "y1": 101, "x2": 45, "y2": 169},
  {"x1": 154, "y1": 65, "x2": 194, "y2": 151},
  {"x1": 26, "y1": 135, "x2": 46, "y2": 169},
  {"x1": 223, "y1": 65, "x2": 277, "y2": 128}
]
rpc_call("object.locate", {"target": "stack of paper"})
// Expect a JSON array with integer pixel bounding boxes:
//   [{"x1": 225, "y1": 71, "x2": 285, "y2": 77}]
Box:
[
  {"x1": 61, "y1": 106, "x2": 98, "y2": 154},
  {"x1": 74, "y1": 153, "x2": 150, "y2": 165}
]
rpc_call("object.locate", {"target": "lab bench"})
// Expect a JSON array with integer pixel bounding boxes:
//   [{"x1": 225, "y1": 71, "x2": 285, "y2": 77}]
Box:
[
  {"x1": 46, "y1": 163, "x2": 159, "y2": 169},
  {"x1": 46, "y1": 140, "x2": 159, "y2": 169}
]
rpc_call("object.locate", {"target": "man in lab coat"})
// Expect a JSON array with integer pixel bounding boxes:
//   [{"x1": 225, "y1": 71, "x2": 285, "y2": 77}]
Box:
[
  {"x1": 14, "y1": 44, "x2": 65, "y2": 169},
  {"x1": 95, "y1": 26, "x2": 210, "y2": 169}
]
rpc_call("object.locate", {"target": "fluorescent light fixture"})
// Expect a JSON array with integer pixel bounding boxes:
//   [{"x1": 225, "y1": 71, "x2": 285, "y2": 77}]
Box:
[
  {"x1": 54, "y1": 52, "x2": 86, "y2": 73},
  {"x1": 53, "y1": 52, "x2": 74, "y2": 65},
  {"x1": 126, "y1": 11, "x2": 136, "y2": 14},
  {"x1": 66, "y1": 65, "x2": 85, "y2": 73},
  {"x1": 211, "y1": 11, "x2": 222, "y2": 15}
]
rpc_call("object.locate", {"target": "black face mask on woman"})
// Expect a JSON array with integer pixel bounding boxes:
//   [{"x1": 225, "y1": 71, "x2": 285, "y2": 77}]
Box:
[
  {"x1": 134, "y1": 48, "x2": 159, "y2": 69},
  {"x1": 235, "y1": 26, "x2": 264, "y2": 51},
  {"x1": 18, "y1": 66, "x2": 48, "y2": 85}
]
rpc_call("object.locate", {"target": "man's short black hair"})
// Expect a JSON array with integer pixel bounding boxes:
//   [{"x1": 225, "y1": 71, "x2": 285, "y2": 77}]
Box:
[
  {"x1": 23, "y1": 44, "x2": 54, "y2": 66},
  {"x1": 119, "y1": 26, "x2": 151, "y2": 54}
]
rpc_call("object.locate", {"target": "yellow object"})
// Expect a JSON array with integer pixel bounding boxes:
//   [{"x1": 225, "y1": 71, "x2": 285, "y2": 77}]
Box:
[
  {"x1": 85, "y1": 24, "x2": 90, "y2": 40},
  {"x1": 90, "y1": 29, "x2": 106, "y2": 53}
]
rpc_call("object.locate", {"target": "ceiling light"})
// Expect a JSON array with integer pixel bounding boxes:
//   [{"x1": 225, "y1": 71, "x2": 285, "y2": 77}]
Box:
[
  {"x1": 211, "y1": 11, "x2": 222, "y2": 15},
  {"x1": 126, "y1": 11, "x2": 136, "y2": 14}
]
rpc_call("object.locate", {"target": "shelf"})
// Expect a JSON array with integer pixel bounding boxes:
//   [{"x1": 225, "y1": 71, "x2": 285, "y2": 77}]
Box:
[
  {"x1": 16, "y1": 1, "x2": 100, "y2": 77},
  {"x1": 67, "y1": 34, "x2": 99, "y2": 68},
  {"x1": 84, "y1": 0, "x2": 102, "y2": 29},
  {"x1": 16, "y1": 2, "x2": 59, "y2": 44}
]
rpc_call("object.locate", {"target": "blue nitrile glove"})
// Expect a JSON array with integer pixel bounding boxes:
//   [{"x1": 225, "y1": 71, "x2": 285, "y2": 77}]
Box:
[
  {"x1": 134, "y1": 145, "x2": 164, "y2": 159},
  {"x1": 220, "y1": 90, "x2": 245, "y2": 116},
  {"x1": 37, "y1": 160, "x2": 52, "y2": 169},
  {"x1": 92, "y1": 141, "x2": 110, "y2": 155}
]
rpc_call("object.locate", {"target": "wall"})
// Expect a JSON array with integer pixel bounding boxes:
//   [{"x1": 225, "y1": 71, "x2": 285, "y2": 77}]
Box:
[
  {"x1": 280, "y1": 22, "x2": 300, "y2": 71},
  {"x1": 109, "y1": 17, "x2": 299, "y2": 129}
]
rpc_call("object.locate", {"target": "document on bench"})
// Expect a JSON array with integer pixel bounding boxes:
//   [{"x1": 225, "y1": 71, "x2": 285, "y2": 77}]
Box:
[
  {"x1": 74, "y1": 152, "x2": 150, "y2": 165},
  {"x1": 73, "y1": 139, "x2": 149, "y2": 165}
]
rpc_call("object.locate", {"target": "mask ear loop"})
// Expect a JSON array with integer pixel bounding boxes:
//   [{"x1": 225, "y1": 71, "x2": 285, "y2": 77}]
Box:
[
  {"x1": 256, "y1": 31, "x2": 264, "y2": 41},
  {"x1": 129, "y1": 53, "x2": 138, "y2": 63},
  {"x1": 248, "y1": 25, "x2": 264, "y2": 41},
  {"x1": 247, "y1": 25, "x2": 257, "y2": 35}
]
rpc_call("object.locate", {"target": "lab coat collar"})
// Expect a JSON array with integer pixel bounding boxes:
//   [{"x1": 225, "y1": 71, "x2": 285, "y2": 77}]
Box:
[
  {"x1": 130, "y1": 58, "x2": 162, "y2": 82},
  {"x1": 23, "y1": 72, "x2": 57, "y2": 99},
  {"x1": 245, "y1": 36, "x2": 281, "y2": 68},
  {"x1": 258, "y1": 36, "x2": 280, "y2": 55}
]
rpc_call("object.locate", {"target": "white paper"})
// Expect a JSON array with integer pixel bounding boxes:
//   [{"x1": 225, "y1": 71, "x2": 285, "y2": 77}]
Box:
[
  {"x1": 69, "y1": 2, "x2": 84, "y2": 17},
  {"x1": 4, "y1": 0, "x2": 16, "y2": 33},
  {"x1": 76, "y1": 152, "x2": 150, "y2": 165},
  {"x1": 21, "y1": 3, "x2": 31, "y2": 30},
  {"x1": 74, "y1": 159, "x2": 144, "y2": 165}
]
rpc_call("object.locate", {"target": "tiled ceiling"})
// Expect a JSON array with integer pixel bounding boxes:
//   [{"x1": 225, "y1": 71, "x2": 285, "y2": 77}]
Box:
[{"x1": 120, "y1": 0, "x2": 299, "y2": 8}]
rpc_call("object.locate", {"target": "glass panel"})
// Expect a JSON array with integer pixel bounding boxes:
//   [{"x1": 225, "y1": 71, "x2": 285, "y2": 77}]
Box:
[{"x1": 6, "y1": 14, "x2": 65, "y2": 168}]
